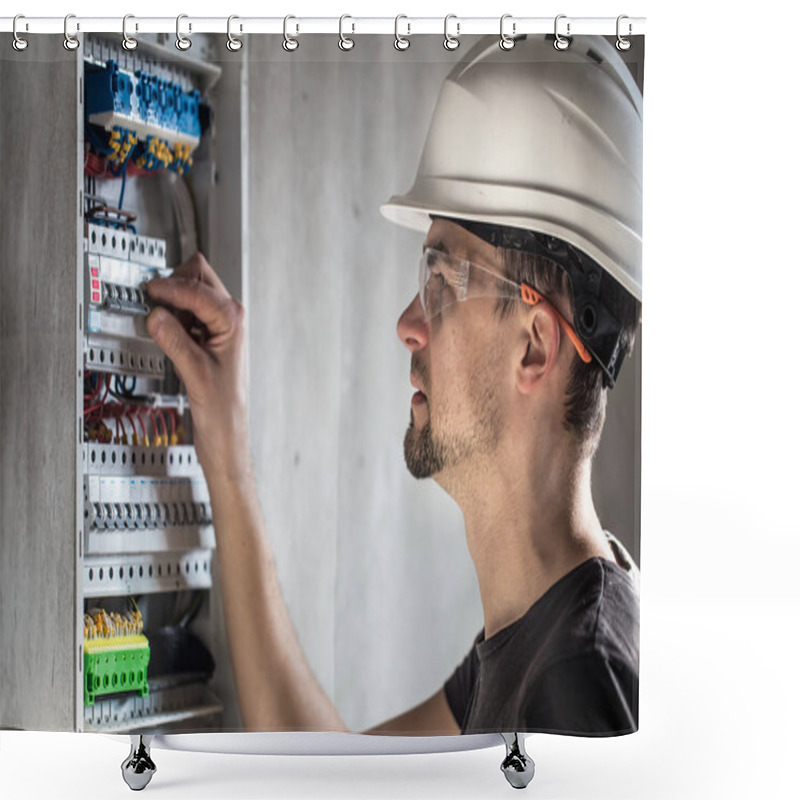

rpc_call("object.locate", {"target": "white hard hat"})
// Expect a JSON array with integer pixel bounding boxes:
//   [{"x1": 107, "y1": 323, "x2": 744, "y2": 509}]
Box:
[{"x1": 381, "y1": 34, "x2": 643, "y2": 303}]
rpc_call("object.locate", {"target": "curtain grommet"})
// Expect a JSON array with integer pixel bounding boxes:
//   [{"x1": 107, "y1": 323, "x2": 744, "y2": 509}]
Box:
[
  {"x1": 227, "y1": 15, "x2": 243, "y2": 52},
  {"x1": 394, "y1": 15, "x2": 410, "y2": 51},
  {"x1": 339, "y1": 14, "x2": 355, "y2": 51},
  {"x1": 175, "y1": 13, "x2": 192, "y2": 51},
  {"x1": 499, "y1": 14, "x2": 516, "y2": 50},
  {"x1": 443, "y1": 14, "x2": 460, "y2": 51},
  {"x1": 554, "y1": 14, "x2": 571, "y2": 51},
  {"x1": 122, "y1": 14, "x2": 138, "y2": 51},
  {"x1": 12, "y1": 14, "x2": 28, "y2": 51},
  {"x1": 283, "y1": 15, "x2": 299, "y2": 51},
  {"x1": 64, "y1": 13, "x2": 80, "y2": 51}
]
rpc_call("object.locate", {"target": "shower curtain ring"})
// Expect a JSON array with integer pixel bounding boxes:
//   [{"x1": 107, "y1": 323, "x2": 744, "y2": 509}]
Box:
[
  {"x1": 394, "y1": 15, "x2": 410, "y2": 51},
  {"x1": 616, "y1": 15, "x2": 632, "y2": 51},
  {"x1": 12, "y1": 15, "x2": 28, "y2": 51},
  {"x1": 443, "y1": 14, "x2": 460, "y2": 51},
  {"x1": 227, "y1": 15, "x2": 243, "y2": 52},
  {"x1": 122, "y1": 15, "x2": 138, "y2": 51},
  {"x1": 499, "y1": 14, "x2": 516, "y2": 50},
  {"x1": 283, "y1": 15, "x2": 299, "y2": 51},
  {"x1": 176, "y1": 14, "x2": 192, "y2": 51},
  {"x1": 554, "y1": 14, "x2": 571, "y2": 50},
  {"x1": 339, "y1": 15, "x2": 355, "y2": 51},
  {"x1": 64, "y1": 13, "x2": 80, "y2": 51}
]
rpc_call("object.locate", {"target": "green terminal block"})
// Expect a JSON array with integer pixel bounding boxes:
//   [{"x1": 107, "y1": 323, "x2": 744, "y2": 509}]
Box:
[{"x1": 84, "y1": 635, "x2": 150, "y2": 706}]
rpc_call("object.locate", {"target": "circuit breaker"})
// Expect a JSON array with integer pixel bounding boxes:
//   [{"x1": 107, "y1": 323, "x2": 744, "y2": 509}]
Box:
[{"x1": 0, "y1": 33, "x2": 246, "y2": 734}]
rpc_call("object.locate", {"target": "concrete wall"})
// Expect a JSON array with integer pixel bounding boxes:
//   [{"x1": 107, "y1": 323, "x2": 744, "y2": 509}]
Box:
[{"x1": 245, "y1": 35, "x2": 641, "y2": 730}]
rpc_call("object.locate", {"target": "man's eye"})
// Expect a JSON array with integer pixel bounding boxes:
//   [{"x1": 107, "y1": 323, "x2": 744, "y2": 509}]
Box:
[{"x1": 432, "y1": 270, "x2": 448, "y2": 289}]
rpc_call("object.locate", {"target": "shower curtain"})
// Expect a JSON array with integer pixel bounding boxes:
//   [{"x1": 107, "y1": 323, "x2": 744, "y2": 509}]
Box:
[{"x1": 0, "y1": 20, "x2": 644, "y2": 745}]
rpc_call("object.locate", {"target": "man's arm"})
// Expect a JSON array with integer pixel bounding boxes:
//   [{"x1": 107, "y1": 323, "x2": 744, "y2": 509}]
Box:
[
  {"x1": 146, "y1": 254, "x2": 345, "y2": 732},
  {"x1": 145, "y1": 254, "x2": 458, "y2": 736},
  {"x1": 367, "y1": 688, "x2": 460, "y2": 736}
]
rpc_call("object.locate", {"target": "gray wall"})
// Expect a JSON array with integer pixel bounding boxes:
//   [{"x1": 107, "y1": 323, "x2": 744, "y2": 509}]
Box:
[{"x1": 245, "y1": 35, "x2": 640, "y2": 730}]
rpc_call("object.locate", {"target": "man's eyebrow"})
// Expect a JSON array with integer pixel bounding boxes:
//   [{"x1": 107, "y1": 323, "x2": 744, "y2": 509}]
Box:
[{"x1": 423, "y1": 239, "x2": 448, "y2": 254}]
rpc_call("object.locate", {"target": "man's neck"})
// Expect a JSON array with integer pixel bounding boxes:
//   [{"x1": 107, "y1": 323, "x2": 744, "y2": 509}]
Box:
[{"x1": 440, "y1": 437, "x2": 614, "y2": 640}]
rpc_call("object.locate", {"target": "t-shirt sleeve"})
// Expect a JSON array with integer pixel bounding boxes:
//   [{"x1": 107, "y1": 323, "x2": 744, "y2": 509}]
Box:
[
  {"x1": 522, "y1": 651, "x2": 638, "y2": 735},
  {"x1": 443, "y1": 635, "x2": 481, "y2": 730}
]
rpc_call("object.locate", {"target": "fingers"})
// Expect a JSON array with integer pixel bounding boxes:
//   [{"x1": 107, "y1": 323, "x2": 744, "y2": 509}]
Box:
[
  {"x1": 146, "y1": 307, "x2": 204, "y2": 384},
  {"x1": 168, "y1": 252, "x2": 229, "y2": 295},
  {"x1": 146, "y1": 276, "x2": 235, "y2": 336}
]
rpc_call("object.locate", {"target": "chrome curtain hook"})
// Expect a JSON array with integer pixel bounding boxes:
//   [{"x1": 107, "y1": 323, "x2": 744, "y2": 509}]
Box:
[
  {"x1": 63, "y1": 13, "x2": 80, "y2": 51},
  {"x1": 394, "y1": 14, "x2": 410, "y2": 51},
  {"x1": 339, "y1": 14, "x2": 355, "y2": 51},
  {"x1": 554, "y1": 14, "x2": 571, "y2": 51},
  {"x1": 499, "y1": 14, "x2": 516, "y2": 50},
  {"x1": 175, "y1": 13, "x2": 192, "y2": 51},
  {"x1": 443, "y1": 14, "x2": 460, "y2": 51},
  {"x1": 122, "y1": 15, "x2": 138, "y2": 51},
  {"x1": 227, "y1": 15, "x2": 243, "y2": 52},
  {"x1": 283, "y1": 15, "x2": 299, "y2": 51},
  {"x1": 616, "y1": 14, "x2": 632, "y2": 51},
  {"x1": 12, "y1": 14, "x2": 28, "y2": 51}
]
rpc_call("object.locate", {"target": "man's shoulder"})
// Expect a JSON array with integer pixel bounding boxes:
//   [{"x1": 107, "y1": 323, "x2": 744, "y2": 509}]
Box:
[
  {"x1": 515, "y1": 557, "x2": 639, "y2": 676},
  {"x1": 464, "y1": 557, "x2": 640, "y2": 735}
]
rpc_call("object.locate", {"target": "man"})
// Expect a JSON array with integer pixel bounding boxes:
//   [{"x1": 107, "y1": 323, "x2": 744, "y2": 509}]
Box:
[{"x1": 144, "y1": 33, "x2": 642, "y2": 736}]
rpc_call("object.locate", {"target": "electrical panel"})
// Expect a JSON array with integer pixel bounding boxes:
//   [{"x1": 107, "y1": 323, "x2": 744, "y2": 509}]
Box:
[
  {"x1": 78, "y1": 37, "x2": 223, "y2": 734},
  {"x1": 0, "y1": 28, "x2": 245, "y2": 735}
]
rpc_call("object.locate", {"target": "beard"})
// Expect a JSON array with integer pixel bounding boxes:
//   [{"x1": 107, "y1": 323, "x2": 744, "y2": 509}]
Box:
[
  {"x1": 404, "y1": 416, "x2": 445, "y2": 479},
  {"x1": 403, "y1": 354, "x2": 501, "y2": 480}
]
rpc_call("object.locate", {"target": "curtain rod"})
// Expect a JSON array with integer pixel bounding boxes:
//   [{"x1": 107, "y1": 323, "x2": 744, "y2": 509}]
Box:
[{"x1": 1, "y1": 15, "x2": 646, "y2": 37}]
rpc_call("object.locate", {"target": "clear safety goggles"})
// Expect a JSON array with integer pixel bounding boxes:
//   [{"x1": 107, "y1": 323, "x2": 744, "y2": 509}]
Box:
[{"x1": 418, "y1": 247, "x2": 591, "y2": 364}]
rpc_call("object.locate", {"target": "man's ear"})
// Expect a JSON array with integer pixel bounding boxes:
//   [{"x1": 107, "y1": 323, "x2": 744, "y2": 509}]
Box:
[{"x1": 516, "y1": 306, "x2": 562, "y2": 396}]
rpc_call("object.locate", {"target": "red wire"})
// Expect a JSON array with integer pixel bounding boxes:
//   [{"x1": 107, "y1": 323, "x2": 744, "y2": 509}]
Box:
[
  {"x1": 156, "y1": 410, "x2": 168, "y2": 443},
  {"x1": 101, "y1": 373, "x2": 111, "y2": 405},
  {"x1": 83, "y1": 372, "x2": 103, "y2": 401},
  {"x1": 125, "y1": 408, "x2": 137, "y2": 440}
]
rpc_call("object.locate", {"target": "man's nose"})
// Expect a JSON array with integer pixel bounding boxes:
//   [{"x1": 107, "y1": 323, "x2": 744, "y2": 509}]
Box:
[{"x1": 397, "y1": 293, "x2": 429, "y2": 353}]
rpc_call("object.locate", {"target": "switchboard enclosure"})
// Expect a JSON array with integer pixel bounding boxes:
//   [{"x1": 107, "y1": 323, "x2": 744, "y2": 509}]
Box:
[{"x1": 1, "y1": 32, "x2": 248, "y2": 734}]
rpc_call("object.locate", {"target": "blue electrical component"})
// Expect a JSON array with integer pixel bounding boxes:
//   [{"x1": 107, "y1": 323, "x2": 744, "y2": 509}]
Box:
[
  {"x1": 85, "y1": 61, "x2": 134, "y2": 118},
  {"x1": 84, "y1": 59, "x2": 203, "y2": 170}
]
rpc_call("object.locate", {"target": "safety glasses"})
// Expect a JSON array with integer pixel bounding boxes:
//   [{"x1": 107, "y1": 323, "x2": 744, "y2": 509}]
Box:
[{"x1": 418, "y1": 247, "x2": 591, "y2": 364}]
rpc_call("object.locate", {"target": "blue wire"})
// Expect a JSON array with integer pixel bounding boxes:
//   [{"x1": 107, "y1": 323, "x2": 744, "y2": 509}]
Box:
[{"x1": 118, "y1": 167, "x2": 127, "y2": 211}]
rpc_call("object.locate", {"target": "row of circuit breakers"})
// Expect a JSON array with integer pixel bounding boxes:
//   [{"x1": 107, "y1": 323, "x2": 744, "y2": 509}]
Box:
[{"x1": 81, "y1": 53, "x2": 216, "y2": 719}]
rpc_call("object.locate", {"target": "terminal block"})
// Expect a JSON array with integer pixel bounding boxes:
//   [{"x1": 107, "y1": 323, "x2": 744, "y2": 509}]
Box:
[
  {"x1": 83, "y1": 607, "x2": 150, "y2": 706},
  {"x1": 85, "y1": 60, "x2": 203, "y2": 175}
]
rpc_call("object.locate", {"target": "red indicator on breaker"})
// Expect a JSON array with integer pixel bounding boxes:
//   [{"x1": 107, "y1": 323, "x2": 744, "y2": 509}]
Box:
[
  {"x1": 90, "y1": 267, "x2": 99, "y2": 278},
  {"x1": 91, "y1": 278, "x2": 100, "y2": 290},
  {"x1": 91, "y1": 291, "x2": 100, "y2": 303}
]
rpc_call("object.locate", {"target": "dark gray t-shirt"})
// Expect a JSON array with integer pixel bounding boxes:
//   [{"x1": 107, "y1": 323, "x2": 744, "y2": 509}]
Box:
[{"x1": 444, "y1": 554, "x2": 639, "y2": 735}]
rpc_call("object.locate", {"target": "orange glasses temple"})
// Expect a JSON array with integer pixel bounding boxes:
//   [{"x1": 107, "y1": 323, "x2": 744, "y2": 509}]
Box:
[{"x1": 520, "y1": 283, "x2": 592, "y2": 364}]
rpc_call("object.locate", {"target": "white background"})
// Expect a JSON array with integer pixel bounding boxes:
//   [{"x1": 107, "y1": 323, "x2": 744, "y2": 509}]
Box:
[{"x1": 3, "y1": 1, "x2": 799, "y2": 798}]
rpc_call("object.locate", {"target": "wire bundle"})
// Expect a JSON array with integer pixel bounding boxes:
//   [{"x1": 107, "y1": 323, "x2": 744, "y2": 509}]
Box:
[
  {"x1": 84, "y1": 372, "x2": 183, "y2": 447},
  {"x1": 83, "y1": 606, "x2": 144, "y2": 641}
]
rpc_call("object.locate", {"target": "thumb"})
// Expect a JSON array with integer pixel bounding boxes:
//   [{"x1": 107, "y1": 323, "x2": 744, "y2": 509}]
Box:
[{"x1": 146, "y1": 307, "x2": 204, "y2": 384}]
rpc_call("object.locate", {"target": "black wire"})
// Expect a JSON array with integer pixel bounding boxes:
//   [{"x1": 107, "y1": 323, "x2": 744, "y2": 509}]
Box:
[{"x1": 108, "y1": 375, "x2": 148, "y2": 403}]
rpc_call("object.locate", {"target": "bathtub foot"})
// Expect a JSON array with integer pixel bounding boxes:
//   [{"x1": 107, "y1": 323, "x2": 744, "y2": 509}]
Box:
[
  {"x1": 500, "y1": 733, "x2": 535, "y2": 789},
  {"x1": 121, "y1": 735, "x2": 156, "y2": 791}
]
